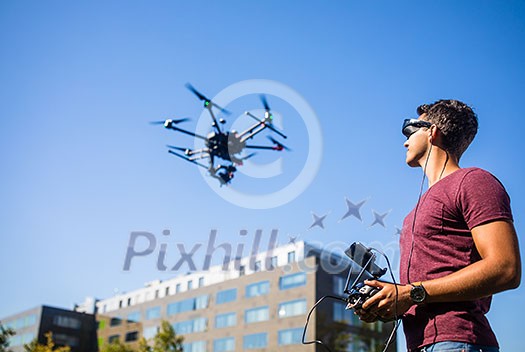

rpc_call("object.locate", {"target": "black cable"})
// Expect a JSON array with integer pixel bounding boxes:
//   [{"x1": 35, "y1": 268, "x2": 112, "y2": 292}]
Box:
[
  {"x1": 370, "y1": 247, "x2": 401, "y2": 352},
  {"x1": 302, "y1": 295, "x2": 348, "y2": 352},
  {"x1": 302, "y1": 248, "x2": 401, "y2": 352},
  {"x1": 407, "y1": 143, "x2": 432, "y2": 283}
]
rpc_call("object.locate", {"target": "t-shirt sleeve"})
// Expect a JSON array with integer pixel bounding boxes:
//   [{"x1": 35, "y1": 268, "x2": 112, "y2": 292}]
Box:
[{"x1": 457, "y1": 169, "x2": 513, "y2": 230}]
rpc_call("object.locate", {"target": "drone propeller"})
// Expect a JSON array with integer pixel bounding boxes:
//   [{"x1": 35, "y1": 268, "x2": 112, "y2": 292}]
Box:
[
  {"x1": 185, "y1": 83, "x2": 231, "y2": 115},
  {"x1": 260, "y1": 94, "x2": 270, "y2": 112},
  {"x1": 268, "y1": 136, "x2": 291, "y2": 151},
  {"x1": 149, "y1": 118, "x2": 190, "y2": 125},
  {"x1": 168, "y1": 150, "x2": 209, "y2": 169},
  {"x1": 241, "y1": 152, "x2": 257, "y2": 161}
]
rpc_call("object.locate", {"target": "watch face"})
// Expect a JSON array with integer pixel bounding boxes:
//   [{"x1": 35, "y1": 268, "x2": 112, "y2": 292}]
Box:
[{"x1": 410, "y1": 285, "x2": 426, "y2": 303}]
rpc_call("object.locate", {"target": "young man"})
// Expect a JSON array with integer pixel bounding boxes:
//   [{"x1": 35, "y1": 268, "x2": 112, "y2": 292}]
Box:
[{"x1": 356, "y1": 100, "x2": 521, "y2": 351}]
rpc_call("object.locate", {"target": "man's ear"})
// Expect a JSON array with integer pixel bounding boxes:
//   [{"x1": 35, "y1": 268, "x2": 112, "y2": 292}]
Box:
[{"x1": 429, "y1": 125, "x2": 438, "y2": 143}]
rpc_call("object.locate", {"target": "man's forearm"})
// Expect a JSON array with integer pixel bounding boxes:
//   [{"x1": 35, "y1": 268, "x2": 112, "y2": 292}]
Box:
[{"x1": 423, "y1": 256, "x2": 520, "y2": 303}]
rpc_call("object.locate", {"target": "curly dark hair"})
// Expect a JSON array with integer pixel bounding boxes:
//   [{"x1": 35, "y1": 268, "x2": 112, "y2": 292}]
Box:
[{"x1": 417, "y1": 99, "x2": 478, "y2": 159}]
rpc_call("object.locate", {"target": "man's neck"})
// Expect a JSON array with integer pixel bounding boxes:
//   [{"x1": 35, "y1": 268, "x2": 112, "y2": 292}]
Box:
[{"x1": 422, "y1": 147, "x2": 460, "y2": 187}]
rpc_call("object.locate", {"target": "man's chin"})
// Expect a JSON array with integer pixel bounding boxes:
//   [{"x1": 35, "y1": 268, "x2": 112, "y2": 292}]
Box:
[{"x1": 406, "y1": 158, "x2": 420, "y2": 168}]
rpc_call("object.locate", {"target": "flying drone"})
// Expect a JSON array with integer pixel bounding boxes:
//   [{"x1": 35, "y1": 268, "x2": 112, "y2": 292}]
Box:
[{"x1": 150, "y1": 83, "x2": 290, "y2": 185}]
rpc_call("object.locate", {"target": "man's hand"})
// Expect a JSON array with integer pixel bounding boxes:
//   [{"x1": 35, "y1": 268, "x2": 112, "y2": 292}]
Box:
[{"x1": 356, "y1": 280, "x2": 413, "y2": 321}]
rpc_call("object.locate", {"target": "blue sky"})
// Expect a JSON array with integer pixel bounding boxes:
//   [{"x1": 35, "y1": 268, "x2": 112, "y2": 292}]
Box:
[{"x1": 1, "y1": 1, "x2": 524, "y2": 350}]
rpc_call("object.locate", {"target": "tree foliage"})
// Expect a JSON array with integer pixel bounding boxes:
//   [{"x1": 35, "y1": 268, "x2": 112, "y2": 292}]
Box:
[
  {"x1": 316, "y1": 312, "x2": 352, "y2": 352},
  {"x1": 99, "y1": 340, "x2": 134, "y2": 352},
  {"x1": 100, "y1": 321, "x2": 183, "y2": 352},
  {"x1": 0, "y1": 322, "x2": 16, "y2": 352},
  {"x1": 136, "y1": 338, "x2": 151, "y2": 352},
  {"x1": 151, "y1": 321, "x2": 183, "y2": 352},
  {"x1": 23, "y1": 332, "x2": 70, "y2": 352}
]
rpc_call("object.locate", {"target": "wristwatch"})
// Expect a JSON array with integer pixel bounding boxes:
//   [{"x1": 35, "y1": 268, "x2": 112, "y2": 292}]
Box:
[{"x1": 410, "y1": 282, "x2": 427, "y2": 304}]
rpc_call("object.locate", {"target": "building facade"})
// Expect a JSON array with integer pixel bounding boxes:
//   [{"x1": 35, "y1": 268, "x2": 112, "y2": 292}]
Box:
[
  {"x1": 93, "y1": 241, "x2": 396, "y2": 352},
  {"x1": 1, "y1": 305, "x2": 97, "y2": 352}
]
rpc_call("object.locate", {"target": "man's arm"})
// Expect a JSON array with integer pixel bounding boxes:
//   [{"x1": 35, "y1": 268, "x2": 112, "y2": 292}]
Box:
[{"x1": 359, "y1": 220, "x2": 521, "y2": 321}]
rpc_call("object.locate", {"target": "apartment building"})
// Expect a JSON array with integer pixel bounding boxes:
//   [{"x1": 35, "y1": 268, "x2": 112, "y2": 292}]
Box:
[
  {"x1": 91, "y1": 241, "x2": 396, "y2": 352},
  {"x1": 1, "y1": 305, "x2": 97, "y2": 352}
]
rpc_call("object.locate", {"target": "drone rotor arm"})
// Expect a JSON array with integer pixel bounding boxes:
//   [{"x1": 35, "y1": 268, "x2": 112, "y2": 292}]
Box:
[
  {"x1": 264, "y1": 123, "x2": 288, "y2": 139},
  {"x1": 168, "y1": 150, "x2": 209, "y2": 169},
  {"x1": 168, "y1": 125, "x2": 207, "y2": 140},
  {"x1": 166, "y1": 145, "x2": 189, "y2": 152}
]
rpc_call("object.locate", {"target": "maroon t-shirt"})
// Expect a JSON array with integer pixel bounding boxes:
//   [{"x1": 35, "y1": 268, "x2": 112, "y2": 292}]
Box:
[{"x1": 399, "y1": 167, "x2": 513, "y2": 351}]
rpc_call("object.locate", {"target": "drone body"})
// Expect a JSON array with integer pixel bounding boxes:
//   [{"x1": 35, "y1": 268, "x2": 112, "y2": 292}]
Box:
[{"x1": 151, "y1": 84, "x2": 289, "y2": 185}]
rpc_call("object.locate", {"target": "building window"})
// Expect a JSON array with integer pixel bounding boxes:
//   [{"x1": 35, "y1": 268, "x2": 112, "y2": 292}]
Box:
[
  {"x1": 176, "y1": 283, "x2": 181, "y2": 293},
  {"x1": 127, "y1": 311, "x2": 141, "y2": 322},
  {"x1": 215, "y1": 312, "x2": 236, "y2": 328},
  {"x1": 24, "y1": 315, "x2": 37, "y2": 328},
  {"x1": 165, "y1": 287, "x2": 170, "y2": 296},
  {"x1": 143, "y1": 326, "x2": 158, "y2": 340},
  {"x1": 279, "y1": 272, "x2": 306, "y2": 290},
  {"x1": 269, "y1": 256, "x2": 278, "y2": 269},
  {"x1": 333, "y1": 302, "x2": 359, "y2": 326},
  {"x1": 333, "y1": 276, "x2": 346, "y2": 294},
  {"x1": 53, "y1": 315, "x2": 81, "y2": 329},
  {"x1": 246, "y1": 281, "x2": 270, "y2": 298},
  {"x1": 195, "y1": 295, "x2": 209, "y2": 309},
  {"x1": 155, "y1": 290, "x2": 159, "y2": 299},
  {"x1": 167, "y1": 295, "x2": 209, "y2": 316},
  {"x1": 172, "y1": 317, "x2": 207, "y2": 334},
  {"x1": 12, "y1": 315, "x2": 37, "y2": 329},
  {"x1": 108, "y1": 335, "x2": 119, "y2": 343},
  {"x1": 146, "y1": 306, "x2": 161, "y2": 320},
  {"x1": 125, "y1": 331, "x2": 139, "y2": 342},
  {"x1": 278, "y1": 328, "x2": 303, "y2": 345},
  {"x1": 287, "y1": 251, "x2": 296, "y2": 263},
  {"x1": 245, "y1": 306, "x2": 269, "y2": 324},
  {"x1": 243, "y1": 333, "x2": 267, "y2": 349},
  {"x1": 109, "y1": 317, "x2": 122, "y2": 327},
  {"x1": 54, "y1": 334, "x2": 79, "y2": 347},
  {"x1": 8, "y1": 332, "x2": 35, "y2": 347},
  {"x1": 183, "y1": 340, "x2": 207, "y2": 352},
  {"x1": 198, "y1": 277, "x2": 204, "y2": 287},
  {"x1": 119, "y1": 300, "x2": 123, "y2": 308},
  {"x1": 213, "y1": 337, "x2": 235, "y2": 352},
  {"x1": 239, "y1": 265, "x2": 245, "y2": 276},
  {"x1": 216, "y1": 288, "x2": 237, "y2": 304},
  {"x1": 254, "y1": 260, "x2": 261, "y2": 272},
  {"x1": 127, "y1": 297, "x2": 132, "y2": 306},
  {"x1": 278, "y1": 299, "x2": 307, "y2": 318},
  {"x1": 188, "y1": 280, "x2": 193, "y2": 290}
]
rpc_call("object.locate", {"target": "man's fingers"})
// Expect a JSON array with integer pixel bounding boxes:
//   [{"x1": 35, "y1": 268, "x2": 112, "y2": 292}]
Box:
[
  {"x1": 354, "y1": 309, "x2": 378, "y2": 323},
  {"x1": 365, "y1": 279, "x2": 384, "y2": 288}
]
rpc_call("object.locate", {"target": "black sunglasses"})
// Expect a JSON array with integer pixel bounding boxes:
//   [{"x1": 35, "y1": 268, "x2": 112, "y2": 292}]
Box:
[{"x1": 402, "y1": 119, "x2": 432, "y2": 139}]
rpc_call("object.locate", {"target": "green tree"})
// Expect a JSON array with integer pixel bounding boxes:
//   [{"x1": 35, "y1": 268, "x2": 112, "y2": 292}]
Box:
[
  {"x1": 0, "y1": 322, "x2": 15, "y2": 352},
  {"x1": 136, "y1": 338, "x2": 151, "y2": 352},
  {"x1": 316, "y1": 312, "x2": 352, "y2": 352},
  {"x1": 148, "y1": 321, "x2": 183, "y2": 352},
  {"x1": 99, "y1": 340, "x2": 134, "y2": 352},
  {"x1": 23, "y1": 332, "x2": 70, "y2": 352}
]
